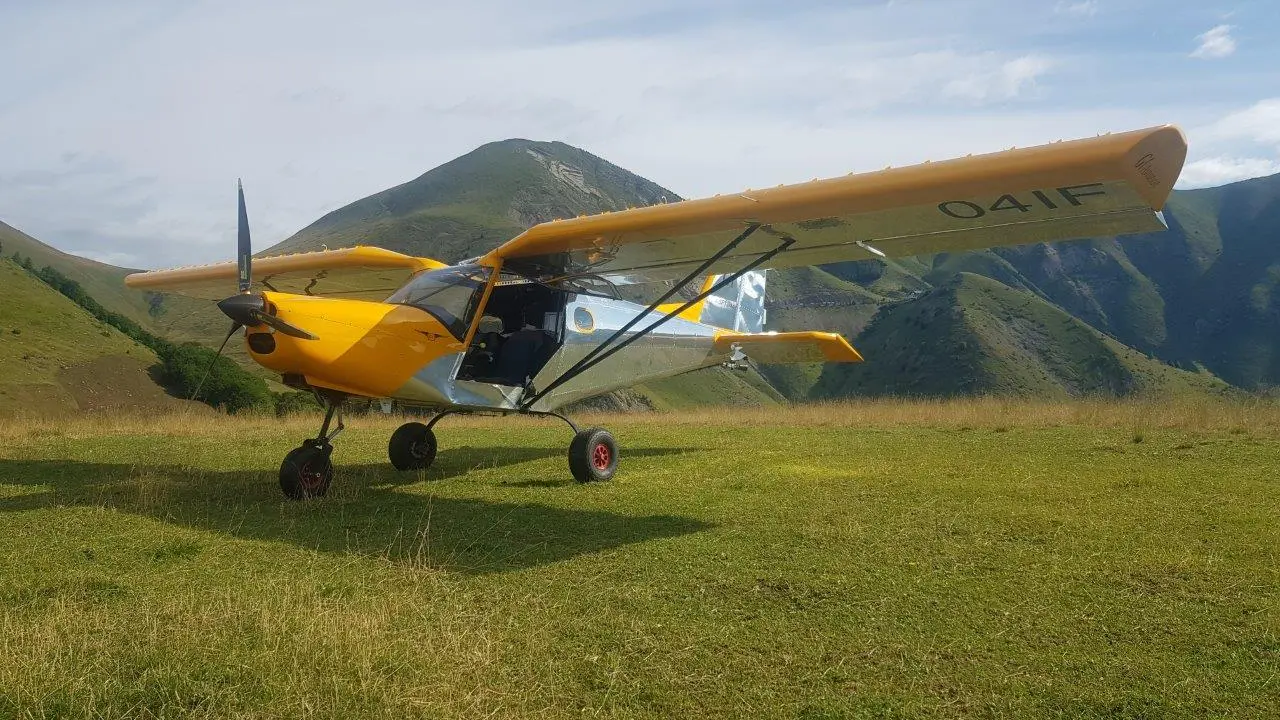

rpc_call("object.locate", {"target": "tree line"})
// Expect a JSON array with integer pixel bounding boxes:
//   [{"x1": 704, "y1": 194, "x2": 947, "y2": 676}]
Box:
[{"x1": 10, "y1": 252, "x2": 317, "y2": 415}]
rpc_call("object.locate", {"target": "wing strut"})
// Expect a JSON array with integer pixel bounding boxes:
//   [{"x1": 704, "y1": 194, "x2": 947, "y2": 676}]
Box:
[{"x1": 519, "y1": 228, "x2": 795, "y2": 410}]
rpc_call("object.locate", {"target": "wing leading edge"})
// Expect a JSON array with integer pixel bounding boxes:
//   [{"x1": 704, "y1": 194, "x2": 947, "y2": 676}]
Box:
[
  {"x1": 124, "y1": 246, "x2": 447, "y2": 300},
  {"x1": 482, "y1": 126, "x2": 1187, "y2": 282}
]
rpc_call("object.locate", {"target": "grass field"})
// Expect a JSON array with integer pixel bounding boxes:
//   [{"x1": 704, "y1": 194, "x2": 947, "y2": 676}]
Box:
[{"x1": 1, "y1": 399, "x2": 1277, "y2": 718}]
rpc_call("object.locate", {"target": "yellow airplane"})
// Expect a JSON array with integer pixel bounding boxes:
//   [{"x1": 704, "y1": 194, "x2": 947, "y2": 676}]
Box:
[{"x1": 126, "y1": 126, "x2": 1187, "y2": 498}]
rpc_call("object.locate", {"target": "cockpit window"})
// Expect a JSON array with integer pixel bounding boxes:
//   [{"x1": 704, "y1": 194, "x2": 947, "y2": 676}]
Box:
[{"x1": 387, "y1": 266, "x2": 491, "y2": 340}]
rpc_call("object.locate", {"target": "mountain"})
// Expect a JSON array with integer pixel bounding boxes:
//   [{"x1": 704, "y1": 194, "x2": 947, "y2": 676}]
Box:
[
  {"x1": 267, "y1": 139, "x2": 783, "y2": 408},
  {"x1": 808, "y1": 273, "x2": 1231, "y2": 399},
  {"x1": 1, "y1": 221, "x2": 159, "y2": 329},
  {"x1": 0, "y1": 258, "x2": 195, "y2": 416},
  {"x1": 263, "y1": 138, "x2": 1278, "y2": 399},
  {"x1": 269, "y1": 139, "x2": 680, "y2": 261},
  {"x1": 8, "y1": 139, "x2": 1278, "y2": 410},
  {"x1": 769, "y1": 172, "x2": 1280, "y2": 393}
]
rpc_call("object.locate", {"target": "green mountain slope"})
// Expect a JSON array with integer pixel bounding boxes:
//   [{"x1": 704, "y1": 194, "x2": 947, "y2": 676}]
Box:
[
  {"x1": 0, "y1": 260, "x2": 192, "y2": 416},
  {"x1": 2, "y1": 221, "x2": 157, "y2": 328},
  {"x1": 11, "y1": 141, "x2": 1277, "y2": 407},
  {"x1": 767, "y1": 173, "x2": 1280, "y2": 395},
  {"x1": 269, "y1": 139, "x2": 680, "y2": 262},
  {"x1": 266, "y1": 139, "x2": 779, "y2": 409},
  {"x1": 810, "y1": 274, "x2": 1232, "y2": 399},
  {"x1": 1, "y1": 220, "x2": 227, "y2": 345},
  {"x1": 950, "y1": 174, "x2": 1280, "y2": 390}
]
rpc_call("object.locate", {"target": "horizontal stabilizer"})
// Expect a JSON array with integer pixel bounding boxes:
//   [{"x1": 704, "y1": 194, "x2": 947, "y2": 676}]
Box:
[{"x1": 714, "y1": 331, "x2": 863, "y2": 364}]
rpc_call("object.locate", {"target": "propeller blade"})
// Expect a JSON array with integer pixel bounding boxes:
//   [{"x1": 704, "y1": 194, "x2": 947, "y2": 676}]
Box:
[
  {"x1": 249, "y1": 309, "x2": 318, "y2": 340},
  {"x1": 237, "y1": 179, "x2": 252, "y2": 293},
  {"x1": 190, "y1": 321, "x2": 241, "y2": 401}
]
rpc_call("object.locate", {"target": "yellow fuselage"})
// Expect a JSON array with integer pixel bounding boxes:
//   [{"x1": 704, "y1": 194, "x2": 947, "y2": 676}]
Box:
[{"x1": 249, "y1": 292, "x2": 462, "y2": 398}]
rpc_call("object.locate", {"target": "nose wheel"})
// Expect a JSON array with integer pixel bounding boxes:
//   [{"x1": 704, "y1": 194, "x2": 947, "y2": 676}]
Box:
[
  {"x1": 279, "y1": 443, "x2": 333, "y2": 499},
  {"x1": 279, "y1": 395, "x2": 343, "y2": 500}
]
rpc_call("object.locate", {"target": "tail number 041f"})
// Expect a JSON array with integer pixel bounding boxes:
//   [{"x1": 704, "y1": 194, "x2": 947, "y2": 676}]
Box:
[{"x1": 937, "y1": 183, "x2": 1107, "y2": 219}]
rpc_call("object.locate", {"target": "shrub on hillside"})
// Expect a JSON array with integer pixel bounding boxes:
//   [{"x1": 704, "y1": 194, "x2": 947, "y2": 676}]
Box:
[
  {"x1": 157, "y1": 342, "x2": 274, "y2": 413},
  {"x1": 274, "y1": 391, "x2": 322, "y2": 416}
]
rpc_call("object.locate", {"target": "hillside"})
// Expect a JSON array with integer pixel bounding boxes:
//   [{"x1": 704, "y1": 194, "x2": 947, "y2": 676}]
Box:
[
  {"x1": 810, "y1": 273, "x2": 1232, "y2": 399},
  {"x1": 2, "y1": 221, "x2": 157, "y2": 328},
  {"x1": 267, "y1": 138, "x2": 779, "y2": 408},
  {"x1": 10, "y1": 140, "x2": 1279, "y2": 406},
  {"x1": 0, "y1": 259, "x2": 194, "y2": 416},
  {"x1": 1, "y1": 221, "x2": 228, "y2": 345},
  {"x1": 268, "y1": 139, "x2": 680, "y2": 262}
]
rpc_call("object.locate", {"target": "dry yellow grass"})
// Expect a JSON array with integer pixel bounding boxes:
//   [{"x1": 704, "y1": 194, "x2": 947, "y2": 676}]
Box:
[{"x1": 3, "y1": 396, "x2": 1277, "y2": 444}]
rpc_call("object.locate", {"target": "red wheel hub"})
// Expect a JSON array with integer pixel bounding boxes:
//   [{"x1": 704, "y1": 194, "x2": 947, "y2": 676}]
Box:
[
  {"x1": 298, "y1": 461, "x2": 324, "y2": 489},
  {"x1": 591, "y1": 443, "x2": 611, "y2": 471}
]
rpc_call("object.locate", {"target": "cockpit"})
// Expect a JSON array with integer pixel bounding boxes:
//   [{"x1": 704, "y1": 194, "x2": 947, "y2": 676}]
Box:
[{"x1": 388, "y1": 265, "x2": 567, "y2": 387}]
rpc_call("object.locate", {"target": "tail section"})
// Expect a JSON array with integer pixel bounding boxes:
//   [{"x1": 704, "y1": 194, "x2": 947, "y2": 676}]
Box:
[
  {"x1": 655, "y1": 271, "x2": 767, "y2": 330},
  {"x1": 699, "y1": 270, "x2": 767, "y2": 332}
]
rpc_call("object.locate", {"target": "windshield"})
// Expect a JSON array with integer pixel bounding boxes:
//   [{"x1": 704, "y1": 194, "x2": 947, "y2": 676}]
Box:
[{"x1": 387, "y1": 266, "x2": 491, "y2": 340}]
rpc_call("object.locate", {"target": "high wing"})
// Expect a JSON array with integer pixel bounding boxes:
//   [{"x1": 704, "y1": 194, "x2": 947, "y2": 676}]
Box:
[
  {"x1": 124, "y1": 246, "x2": 446, "y2": 300},
  {"x1": 482, "y1": 126, "x2": 1187, "y2": 282}
]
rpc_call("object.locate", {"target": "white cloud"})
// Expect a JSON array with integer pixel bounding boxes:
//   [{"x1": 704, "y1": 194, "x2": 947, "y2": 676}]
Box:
[
  {"x1": 1179, "y1": 99, "x2": 1280, "y2": 187},
  {"x1": 943, "y1": 55, "x2": 1054, "y2": 102},
  {"x1": 1054, "y1": 1, "x2": 1098, "y2": 17},
  {"x1": 1190, "y1": 25, "x2": 1236, "y2": 59},
  {"x1": 1178, "y1": 156, "x2": 1280, "y2": 188},
  {"x1": 0, "y1": 0, "x2": 1087, "y2": 268},
  {"x1": 0, "y1": 0, "x2": 1268, "y2": 268},
  {"x1": 1202, "y1": 98, "x2": 1280, "y2": 147}
]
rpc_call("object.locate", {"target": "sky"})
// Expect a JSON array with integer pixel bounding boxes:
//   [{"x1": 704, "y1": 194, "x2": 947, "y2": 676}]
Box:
[{"x1": 2, "y1": 0, "x2": 1278, "y2": 269}]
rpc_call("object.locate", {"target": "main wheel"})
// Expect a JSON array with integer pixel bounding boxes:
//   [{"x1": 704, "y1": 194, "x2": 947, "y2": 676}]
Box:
[
  {"x1": 279, "y1": 444, "x2": 333, "y2": 500},
  {"x1": 568, "y1": 428, "x2": 618, "y2": 483},
  {"x1": 389, "y1": 422, "x2": 437, "y2": 471}
]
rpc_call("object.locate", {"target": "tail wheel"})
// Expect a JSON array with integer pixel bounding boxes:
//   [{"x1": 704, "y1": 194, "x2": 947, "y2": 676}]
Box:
[
  {"x1": 569, "y1": 428, "x2": 618, "y2": 483},
  {"x1": 389, "y1": 422, "x2": 437, "y2": 471},
  {"x1": 279, "y1": 444, "x2": 333, "y2": 500}
]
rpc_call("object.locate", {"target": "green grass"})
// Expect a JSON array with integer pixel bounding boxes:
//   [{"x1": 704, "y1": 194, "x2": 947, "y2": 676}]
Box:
[{"x1": 1, "y1": 401, "x2": 1276, "y2": 718}]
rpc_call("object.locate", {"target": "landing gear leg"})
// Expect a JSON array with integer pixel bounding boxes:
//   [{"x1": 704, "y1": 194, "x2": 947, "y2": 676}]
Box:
[{"x1": 279, "y1": 396, "x2": 344, "y2": 500}]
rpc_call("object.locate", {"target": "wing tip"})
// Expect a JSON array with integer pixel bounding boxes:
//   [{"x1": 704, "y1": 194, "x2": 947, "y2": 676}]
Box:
[{"x1": 1123, "y1": 124, "x2": 1188, "y2": 211}]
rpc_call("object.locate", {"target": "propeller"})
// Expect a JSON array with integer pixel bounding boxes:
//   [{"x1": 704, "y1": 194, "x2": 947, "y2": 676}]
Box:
[
  {"x1": 191, "y1": 181, "x2": 318, "y2": 403},
  {"x1": 237, "y1": 178, "x2": 252, "y2": 293}
]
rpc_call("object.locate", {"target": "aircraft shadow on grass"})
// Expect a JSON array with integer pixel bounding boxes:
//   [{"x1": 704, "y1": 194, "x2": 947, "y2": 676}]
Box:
[{"x1": 0, "y1": 445, "x2": 709, "y2": 575}]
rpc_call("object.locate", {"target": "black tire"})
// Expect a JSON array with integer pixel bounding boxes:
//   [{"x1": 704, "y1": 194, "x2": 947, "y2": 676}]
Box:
[
  {"x1": 388, "y1": 422, "x2": 437, "y2": 471},
  {"x1": 568, "y1": 427, "x2": 618, "y2": 483},
  {"x1": 279, "y1": 444, "x2": 333, "y2": 500}
]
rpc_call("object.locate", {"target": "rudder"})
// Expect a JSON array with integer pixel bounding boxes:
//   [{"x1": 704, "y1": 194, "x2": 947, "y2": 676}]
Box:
[{"x1": 698, "y1": 271, "x2": 767, "y2": 332}]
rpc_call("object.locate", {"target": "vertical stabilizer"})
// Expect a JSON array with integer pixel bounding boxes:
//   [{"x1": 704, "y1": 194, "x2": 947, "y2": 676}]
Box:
[{"x1": 699, "y1": 271, "x2": 767, "y2": 332}]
